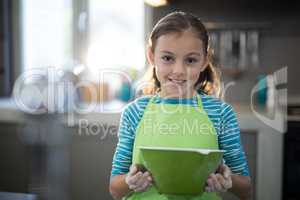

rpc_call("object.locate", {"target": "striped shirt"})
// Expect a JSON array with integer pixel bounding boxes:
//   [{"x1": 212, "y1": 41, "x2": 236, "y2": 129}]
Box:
[{"x1": 111, "y1": 93, "x2": 249, "y2": 178}]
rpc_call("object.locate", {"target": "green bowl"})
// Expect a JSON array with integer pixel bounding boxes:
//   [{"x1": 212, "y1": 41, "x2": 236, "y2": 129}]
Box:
[{"x1": 138, "y1": 146, "x2": 224, "y2": 196}]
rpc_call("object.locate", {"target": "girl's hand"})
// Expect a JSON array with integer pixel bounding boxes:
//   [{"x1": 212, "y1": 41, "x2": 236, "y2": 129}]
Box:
[
  {"x1": 125, "y1": 164, "x2": 153, "y2": 192},
  {"x1": 205, "y1": 164, "x2": 232, "y2": 193}
]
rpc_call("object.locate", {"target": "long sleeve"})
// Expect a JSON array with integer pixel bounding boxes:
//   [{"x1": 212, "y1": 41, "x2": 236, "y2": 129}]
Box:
[
  {"x1": 110, "y1": 96, "x2": 151, "y2": 179},
  {"x1": 111, "y1": 108, "x2": 135, "y2": 178},
  {"x1": 219, "y1": 104, "x2": 250, "y2": 176}
]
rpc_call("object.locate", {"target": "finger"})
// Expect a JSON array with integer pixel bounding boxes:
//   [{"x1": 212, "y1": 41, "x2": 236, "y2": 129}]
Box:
[
  {"x1": 125, "y1": 165, "x2": 137, "y2": 185},
  {"x1": 206, "y1": 173, "x2": 217, "y2": 191},
  {"x1": 134, "y1": 173, "x2": 152, "y2": 192},
  {"x1": 135, "y1": 172, "x2": 151, "y2": 188},
  {"x1": 134, "y1": 179, "x2": 150, "y2": 192},
  {"x1": 206, "y1": 174, "x2": 214, "y2": 188},
  {"x1": 147, "y1": 176, "x2": 153, "y2": 182},
  {"x1": 223, "y1": 165, "x2": 231, "y2": 179},
  {"x1": 128, "y1": 165, "x2": 138, "y2": 176},
  {"x1": 217, "y1": 173, "x2": 233, "y2": 191},
  {"x1": 127, "y1": 171, "x2": 143, "y2": 186},
  {"x1": 144, "y1": 172, "x2": 153, "y2": 183},
  {"x1": 128, "y1": 184, "x2": 138, "y2": 190},
  {"x1": 128, "y1": 172, "x2": 145, "y2": 190},
  {"x1": 224, "y1": 177, "x2": 233, "y2": 189},
  {"x1": 143, "y1": 171, "x2": 151, "y2": 177},
  {"x1": 206, "y1": 174, "x2": 216, "y2": 192},
  {"x1": 216, "y1": 174, "x2": 227, "y2": 192},
  {"x1": 210, "y1": 174, "x2": 222, "y2": 192},
  {"x1": 206, "y1": 178, "x2": 215, "y2": 193}
]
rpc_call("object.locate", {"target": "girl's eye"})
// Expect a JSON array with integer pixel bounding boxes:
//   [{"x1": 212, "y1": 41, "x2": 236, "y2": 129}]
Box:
[
  {"x1": 161, "y1": 55, "x2": 174, "y2": 62},
  {"x1": 186, "y1": 57, "x2": 198, "y2": 65}
]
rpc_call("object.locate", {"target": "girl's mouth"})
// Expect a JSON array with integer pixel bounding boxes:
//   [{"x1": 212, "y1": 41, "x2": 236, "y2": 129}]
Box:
[{"x1": 168, "y1": 78, "x2": 187, "y2": 85}]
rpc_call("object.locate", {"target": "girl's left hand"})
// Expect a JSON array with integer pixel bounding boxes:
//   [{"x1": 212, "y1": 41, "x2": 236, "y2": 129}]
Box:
[{"x1": 205, "y1": 164, "x2": 232, "y2": 193}]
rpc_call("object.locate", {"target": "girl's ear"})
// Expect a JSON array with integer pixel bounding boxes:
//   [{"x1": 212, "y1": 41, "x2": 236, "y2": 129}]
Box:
[{"x1": 146, "y1": 47, "x2": 155, "y2": 66}]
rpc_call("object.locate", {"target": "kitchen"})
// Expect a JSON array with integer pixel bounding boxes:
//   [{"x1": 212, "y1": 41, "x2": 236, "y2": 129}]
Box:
[{"x1": 0, "y1": 0, "x2": 299, "y2": 200}]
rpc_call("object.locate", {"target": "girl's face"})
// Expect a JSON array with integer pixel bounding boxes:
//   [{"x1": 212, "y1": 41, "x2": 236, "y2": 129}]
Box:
[{"x1": 148, "y1": 30, "x2": 208, "y2": 98}]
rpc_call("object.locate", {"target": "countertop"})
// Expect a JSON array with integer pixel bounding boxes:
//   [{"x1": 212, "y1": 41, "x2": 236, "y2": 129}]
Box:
[{"x1": 0, "y1": 97, "x2": 287, "y2": 131}]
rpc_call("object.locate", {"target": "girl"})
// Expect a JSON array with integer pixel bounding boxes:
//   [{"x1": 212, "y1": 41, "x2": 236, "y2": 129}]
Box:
[{"x1": 109, "y1": 11, "x2": 252, "y2": 200}]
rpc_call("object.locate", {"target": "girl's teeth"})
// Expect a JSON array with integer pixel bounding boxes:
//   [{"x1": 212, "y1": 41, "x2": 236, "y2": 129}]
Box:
[{"x1": 170, "y1": 79, "x2": 185, "y2": 83}]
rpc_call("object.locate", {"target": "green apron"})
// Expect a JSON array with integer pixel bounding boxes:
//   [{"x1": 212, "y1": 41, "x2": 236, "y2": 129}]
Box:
[{"x1": 124, "y1": 94, "x2": 222, "y2": 200}]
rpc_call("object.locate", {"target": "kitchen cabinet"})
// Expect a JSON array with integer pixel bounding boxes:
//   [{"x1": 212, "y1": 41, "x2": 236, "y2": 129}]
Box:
[
  {"x1": 0, "y1": 123, "x2": 31, "y2": 193},
  {"x1": 0, "y1": 114, "x2": 71, "y2": 200}
]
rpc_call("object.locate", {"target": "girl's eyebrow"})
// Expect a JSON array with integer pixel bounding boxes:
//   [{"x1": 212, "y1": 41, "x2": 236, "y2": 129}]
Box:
[
  {"x1": 186, "y1": 52, "x2": 201, "y2": 56},
  {"x1": 160, "y1": 50, "x2": 175, "y2": 55},
  {"x1": 160, "y1": 51, "x2": 201, "y2": 56}
]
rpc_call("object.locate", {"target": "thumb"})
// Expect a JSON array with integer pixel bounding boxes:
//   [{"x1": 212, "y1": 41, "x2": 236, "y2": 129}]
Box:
[
  {"x1": 128, "y1": 165, "x2": 138, "y2": 176},
  {"x1": 222, "y1": 164, "x2": 231, "y2": 179}
]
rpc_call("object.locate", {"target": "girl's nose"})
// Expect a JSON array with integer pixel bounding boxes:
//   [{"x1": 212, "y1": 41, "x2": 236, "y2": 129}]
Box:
[{"x1": 172, "y1": 62, "x2": 185, "y2": 75}]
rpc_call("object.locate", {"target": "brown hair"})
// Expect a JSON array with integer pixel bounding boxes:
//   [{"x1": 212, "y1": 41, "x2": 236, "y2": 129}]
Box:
[{"x1": 144, "y1": 11, "x2": 221, "y2": 97}]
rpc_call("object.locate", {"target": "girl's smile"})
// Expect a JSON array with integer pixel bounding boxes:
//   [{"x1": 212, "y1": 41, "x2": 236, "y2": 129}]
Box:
[{"x1": 147, "y1": 30, "x2": 208, "y2": 98}]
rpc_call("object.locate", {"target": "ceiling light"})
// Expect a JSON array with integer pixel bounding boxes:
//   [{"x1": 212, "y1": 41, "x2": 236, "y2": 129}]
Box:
[{"x1": 145, "y1": 0, "x2": 168, "y2": 7}]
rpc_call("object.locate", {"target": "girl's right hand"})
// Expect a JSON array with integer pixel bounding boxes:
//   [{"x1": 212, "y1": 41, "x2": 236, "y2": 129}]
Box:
[{"x1": 125, "y1": 164, "x2": 153, "y2": 192}]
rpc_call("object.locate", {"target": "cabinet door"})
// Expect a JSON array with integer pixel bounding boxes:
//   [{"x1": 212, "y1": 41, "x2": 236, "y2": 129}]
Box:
[
  {"x1": 70, "y1": 124, "x2": 118, "y2": 200},
  {"x1": 0, "y1": 123, "x2": 31, "y2": 193}
]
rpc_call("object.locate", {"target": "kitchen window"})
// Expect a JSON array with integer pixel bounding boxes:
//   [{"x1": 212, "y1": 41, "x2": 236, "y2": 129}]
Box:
[
  {"x1": 87, "y1": 0, "x2": 145, "y2": 70},
  {"x1": 21, "y1": 0, "x2": 145, "y2": 71},
  {"x1": 21, "y1": 0, "x2": 73, "y2": 70},
  {"x1": 20, "y1": 0, "x2": 145, "y2": 105}
]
